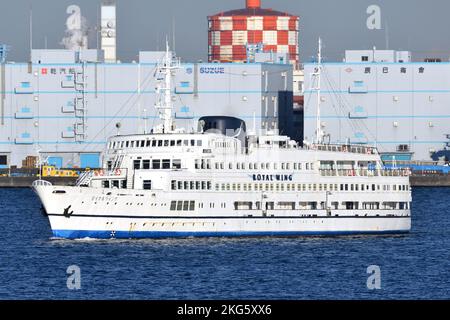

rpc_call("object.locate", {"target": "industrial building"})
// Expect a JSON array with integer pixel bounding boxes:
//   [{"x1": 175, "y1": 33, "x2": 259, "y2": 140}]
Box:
[
  {"x1": 0, "y1": 0, "x2": 300, "y2": 169},
  {"x1": 0, "y1": 50, "x2": 293, "y2": 169},
  {"x1": 304, "y1": 49, "x2": 450, "y2": 162},
  {"x1": 208, "y1": 0, "x2": 300, "y2": 67}
]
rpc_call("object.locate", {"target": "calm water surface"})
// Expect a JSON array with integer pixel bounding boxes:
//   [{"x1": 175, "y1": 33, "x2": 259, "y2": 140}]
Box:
[{"x1": 0, "y1": 187, "x2": 449, "y2": 299}]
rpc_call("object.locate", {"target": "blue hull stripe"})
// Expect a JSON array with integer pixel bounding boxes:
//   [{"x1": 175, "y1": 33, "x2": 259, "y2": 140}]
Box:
[{"x1": 53, "y1": 230, "x2": 410, "y2": 239}]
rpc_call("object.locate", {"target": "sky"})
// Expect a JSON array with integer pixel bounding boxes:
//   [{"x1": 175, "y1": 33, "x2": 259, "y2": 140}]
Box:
[{"x1": 0, "y1": 0, "x2": 449, "y2": 63}]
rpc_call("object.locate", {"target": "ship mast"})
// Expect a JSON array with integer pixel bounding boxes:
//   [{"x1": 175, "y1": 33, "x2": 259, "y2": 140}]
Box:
[
  {"x1": 154, "y1": 39, "x2": 180, "y2": 133},
  {"x1": 314, "y1": 38, "x2": 324, "y2": 145}
]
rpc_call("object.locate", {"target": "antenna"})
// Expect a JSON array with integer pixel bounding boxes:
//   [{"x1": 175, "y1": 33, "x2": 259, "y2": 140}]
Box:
[
  {"x1": 385, "y1": 21, "x2": 390, "y2": 50},
  {"x1": 29, "y1": 5, "x2": 33, "y2": 61},
  {"x1": 153, "y1": 39, "x2": 180, "y2": 133},
  {"x1": 172, "y1": 16, "x2": 176, "y2": 53},
  {"x1": 313, "y1": 38, "x2": 324, "y2": 145}
]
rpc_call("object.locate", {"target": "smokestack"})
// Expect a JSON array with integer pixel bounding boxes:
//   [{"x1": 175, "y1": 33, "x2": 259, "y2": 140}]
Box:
[
  {"x1": 101, "y1": 0, "x2": 116, "y2": 63},
  {"x1": 246, "y1": 0, "x2": 261, "y2": 9}
]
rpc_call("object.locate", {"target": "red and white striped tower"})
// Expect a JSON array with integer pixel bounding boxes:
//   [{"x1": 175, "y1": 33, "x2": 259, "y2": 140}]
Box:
[{"x1": 208, "y1": 0, "x2": 300, "y2": 67}]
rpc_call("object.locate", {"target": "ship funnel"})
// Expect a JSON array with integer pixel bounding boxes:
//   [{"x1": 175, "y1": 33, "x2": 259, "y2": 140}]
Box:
[{"x1": 246, "y1": 0, "x2": 261, "y2": 9}]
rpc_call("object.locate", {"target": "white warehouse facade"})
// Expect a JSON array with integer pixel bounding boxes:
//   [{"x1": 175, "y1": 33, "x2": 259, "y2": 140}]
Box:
[
  {"x1": 304, "y1": 49, "x2": 450, "y2": 162},
  {"x1": 0, "y1": 49, "x2": 293, "y2": 168}
]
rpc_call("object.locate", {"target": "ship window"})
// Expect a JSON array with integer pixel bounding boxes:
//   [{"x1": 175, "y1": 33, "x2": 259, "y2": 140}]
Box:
[
  {"x1": 294, "y1": 163, "x2": 298, "y2": 170},
  {"x1": 121, "y1": 180, "x2": 127, "y2": 189},
  {"x1": 306, "y1": 163, "x2": 309, "y2": 170},
  {"x1": 173, "y1": 159, "x2": 181, "y2": 169},
  {"x1": 286, "y1": 163, "x2": 290, "y2": 170},
  {"x1": 171, "y1": 180, "x2": 176, "y2": 190},
  {"x1": 140, "y1": 141, "x2": 145, "y2": 147},
  {"x1": 170, "y1": 140, "x2": 175, "y2": 146},
  {"x1": 124, "y1": 141, "x2": 129, "y2": 148},
  {"x1": 197, "y1": 140, "x2": 202, "y2": 147},
  {"x1": 183, "y1": 201, "x2": 189, "y2": 211},
  {"x1": 372, "y1": 184, "x2": 376, "y2": 191},
  {"x1": 237, "y1": 163, "x2": 241, "y2": 170},
  {"x1": 184, "y1": 181, "x2": 189, "y2": 189},
  {"x1": 146, "y1": 140, "x2": 151, "y2": 147},
  {"x1": 178, "y1": 181, "x2": 183, "y2": 190},
  {"x1": 103, "y1": 180, "x2": 110, "y2": 188},
  {"x1": 190, "y1": 181, "x2": 195, "y2": 190},
  {"x1": 249, "y1": 163, "x2": 253, "y2": 170},
  {"x1": 164, "y1": 140, "x2": 169, "y2": 147},
  {"x1": 242, "y1": 163, "x2": 246, "y2": 170},
  {"x1": 274, "y1": 163, "x2": 278, "y2": 170},
  {"x1": 151, "y1": 140, "x2": 157, "y2": 147},
  {"x1": 133, "y1": 160, "x2": 141, "y2": 170},
  {"x1": 191, "y1": 140, "x2": 195, "y2": 146},
  {"x1": 177, "y1": 140, "x2": 182, "y2": 146},
  {"x1": 176, "y1": 201, "x2": 183, "y2": 211},
  {"x1": 143, "y1": 180, "x2": 152, "y2": 190},
  {"x1": 142, "y1": 160, "x2": 150, "y2": 169},
  {"x1": 152, "y1": 160, "x2": 161, "y2": 169},
  {"x1": 254, "y1": 163, "x2": 258, "y2": 170},
  {"x1": 215, "y1": 163, "x2": 219, "y2": 169},
  {"x1": 170, "y1": 201, "x2": 176, "y2": 210},
  {"x1": 158, "y1": 140, "x2": 163, "y2": 147},
  {"x1": 229, "y1": 163, "x2": 233, "y2": 170},
  {"x1": 183, "y1": 140, "x2": 189, "y2": 146},
  {"x1": 112, "y1": 180, "x2": 119, "y2": 188},
  {"x1": 196, "y1": 181, "x2": 201, "y2": 190},
  {"x1": 189, "y1": 201, "x2": 195, "y2": 211},
  {"x1": 162, "y1": 159, "x2": 171, "y2": 169}
]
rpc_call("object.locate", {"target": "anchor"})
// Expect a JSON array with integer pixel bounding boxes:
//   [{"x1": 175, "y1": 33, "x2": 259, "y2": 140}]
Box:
[{"x1": 63, "y1": 205, "x2": 74, "y2": 218}]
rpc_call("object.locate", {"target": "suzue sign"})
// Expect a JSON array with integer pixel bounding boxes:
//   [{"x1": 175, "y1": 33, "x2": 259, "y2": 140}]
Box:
[{"x1": 200, "y1": 67, "x2": 225, "y2": 74}]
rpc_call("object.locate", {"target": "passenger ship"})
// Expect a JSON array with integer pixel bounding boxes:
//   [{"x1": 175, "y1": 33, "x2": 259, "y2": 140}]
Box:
[{"x1": 32, "y1": 41, "x2": 411, "y2": 239}]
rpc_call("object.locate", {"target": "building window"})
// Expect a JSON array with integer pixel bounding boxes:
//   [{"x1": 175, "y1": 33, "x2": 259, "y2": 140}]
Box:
[
  {"x1": 170, "y1": 201, "x2": 176, "y2": 210},
  {"x1": 383, "y1": 67, "x2": 389, "y2": 73},
  {"x1": 419, "y1": 67, "x2": 425, "y2": 74},
  {"x1": 152, "y1": 159, "x2": 161, "y2": 169},
  {"x1": 0, "y1": 155, "x2": 7, "y2": 166},
  {"x1": 142, "y1": 160, "x2": 150, "y2": 169},
  {"x1": 400, "y1": 67, "x2": 407, "y2": 74},
  {"x1": 173, "y1": 159, "x2": 181, "y2": 169},
  {"x1": 162, "y1": 159, "x2": 171, "y2": 169},
  {"x1": 361, "y1": 56, "x2": 369, "y2": 62},
  {"x1": 133, "y1": 160, "x2": 141, "y2": 170},
  {"x1": 143, "y1": 180, "x2": 152, "y2": 190}
]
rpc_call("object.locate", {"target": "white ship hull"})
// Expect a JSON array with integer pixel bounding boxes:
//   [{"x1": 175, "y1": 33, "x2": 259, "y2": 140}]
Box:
[
  {"x1": 34, "y1": 184, "x2": 411, "y2": 239},
  {"x1": 47, "y1": 215, "x2": 410, "y2": 239}
]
